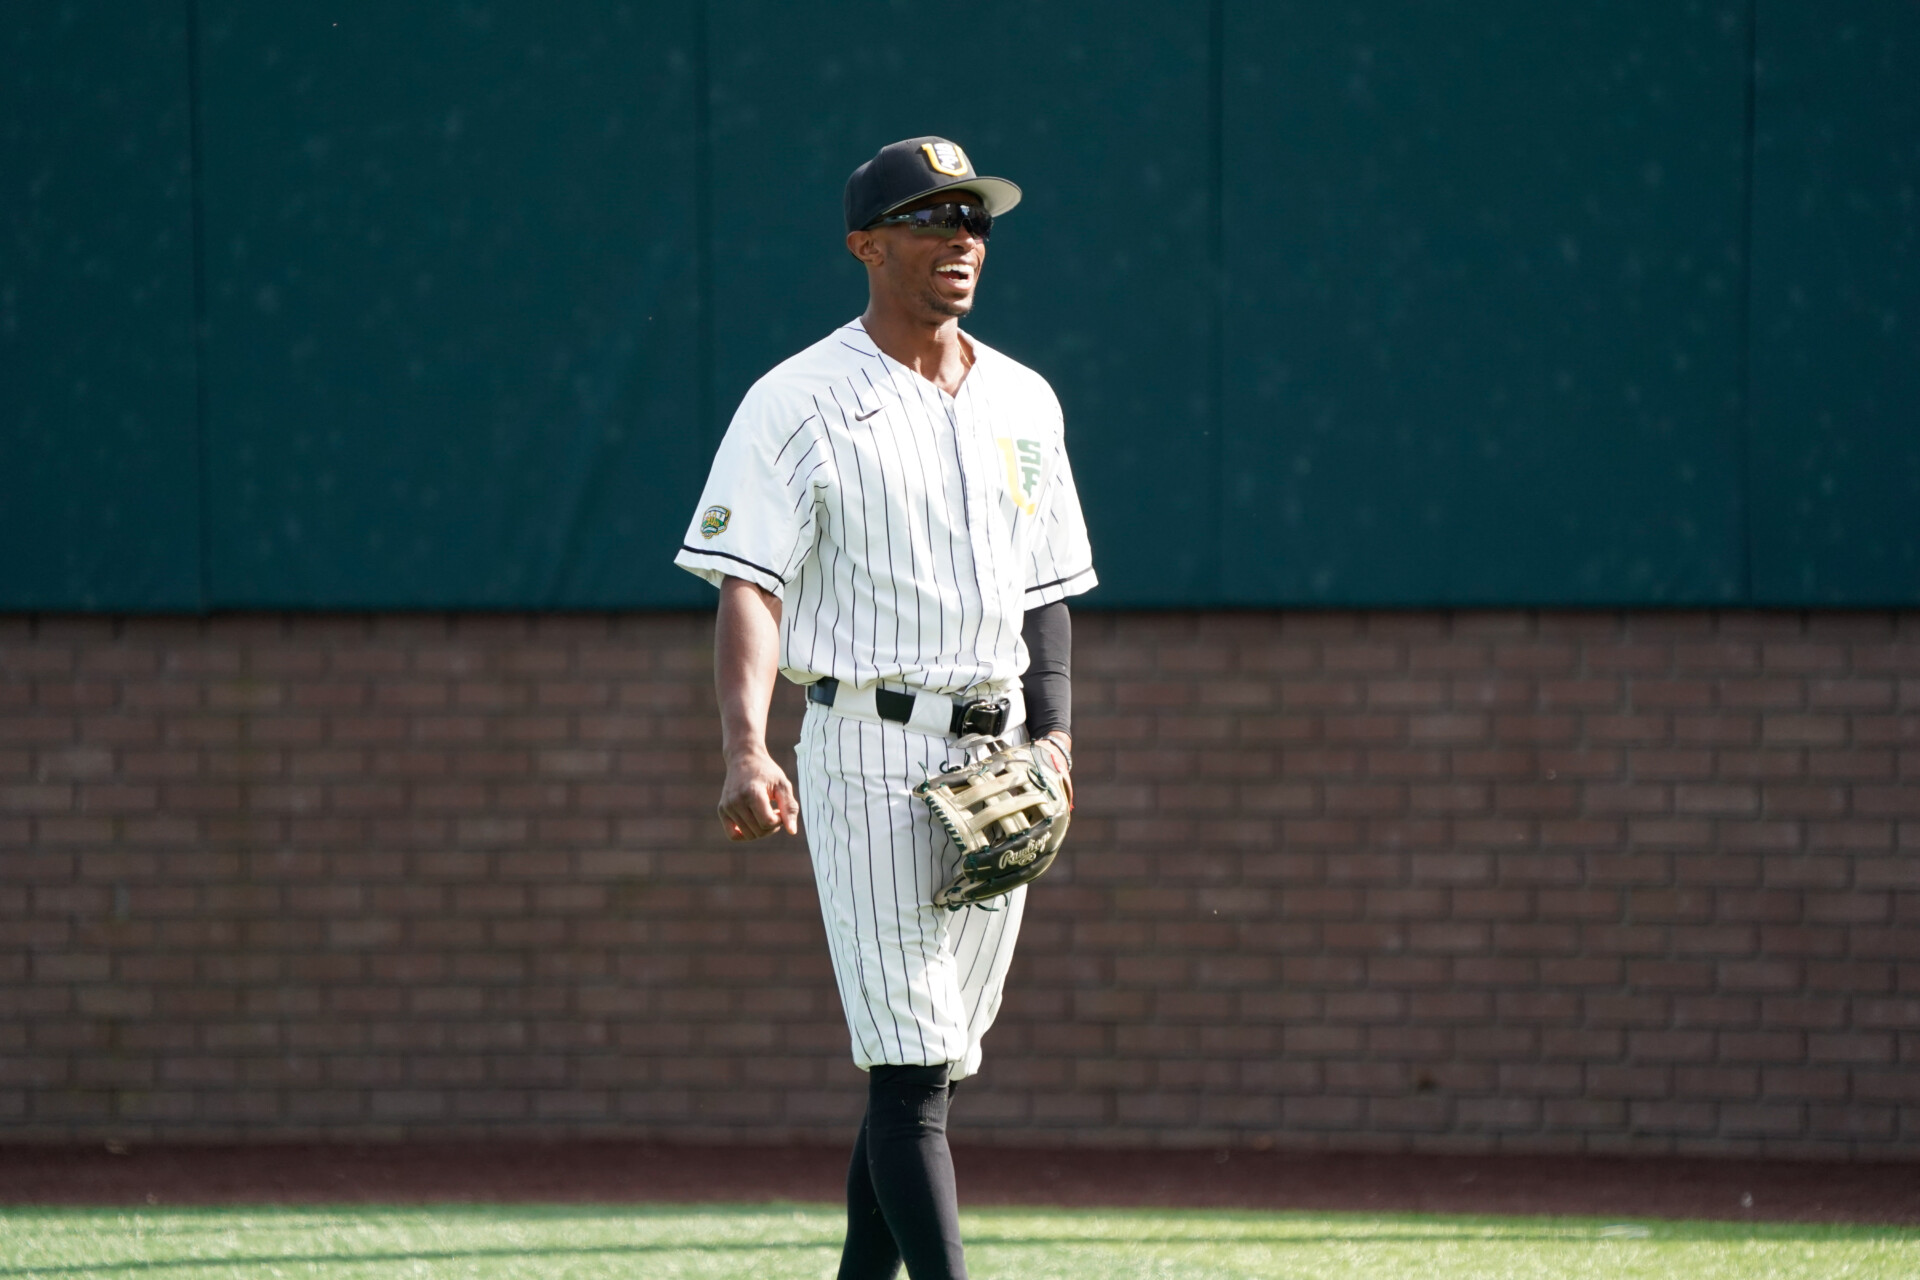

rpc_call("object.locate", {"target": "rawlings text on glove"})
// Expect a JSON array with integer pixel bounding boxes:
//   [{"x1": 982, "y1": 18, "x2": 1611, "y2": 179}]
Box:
[{"x1": 915, "y1": 739, "x2": 1071, "y2": 910}]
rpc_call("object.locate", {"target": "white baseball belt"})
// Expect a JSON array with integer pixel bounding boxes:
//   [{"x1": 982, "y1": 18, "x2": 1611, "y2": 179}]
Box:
[{"x1": 805, "y1": 677, "x2": 1025, "y2": 739}]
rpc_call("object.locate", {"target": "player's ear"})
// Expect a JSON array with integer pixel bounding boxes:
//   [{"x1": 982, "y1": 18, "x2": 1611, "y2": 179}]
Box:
[{"x1": 846, "y1": 229, "x2": 884, "y2": 266}]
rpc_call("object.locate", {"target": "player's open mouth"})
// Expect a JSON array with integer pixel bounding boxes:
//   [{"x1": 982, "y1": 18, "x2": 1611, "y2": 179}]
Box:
[{"x1": 936, "y1": 263, "x2": 974, "y2": 284}]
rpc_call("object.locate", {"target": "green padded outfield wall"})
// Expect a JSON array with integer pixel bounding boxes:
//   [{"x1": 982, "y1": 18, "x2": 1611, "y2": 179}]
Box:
[
  {"x1": 1, "y1": 5, "x2": 204, "y2": 610},
  {"x1": 3, "y1": 1, "x2": 1916, "y2": 610},
  {"x1": 196, "y1": 4, "x2": 709, "y2": 608},
  {"x1": 1223, "y1": 3, "x2": 1751, "y2": 606},
  {"x1": 1748, "y1": 3, "x2": 1919, "y2": 606}
]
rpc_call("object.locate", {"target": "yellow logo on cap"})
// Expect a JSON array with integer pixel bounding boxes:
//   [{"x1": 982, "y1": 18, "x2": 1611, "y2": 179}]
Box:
[{"x1": 921, "y1": 142, "x2": 970, "y2": 177}]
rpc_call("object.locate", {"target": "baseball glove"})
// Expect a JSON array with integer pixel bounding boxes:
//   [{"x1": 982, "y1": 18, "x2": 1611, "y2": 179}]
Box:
[{"x1": 916, "y1": 738, "x2": 1071, "y2": 910}]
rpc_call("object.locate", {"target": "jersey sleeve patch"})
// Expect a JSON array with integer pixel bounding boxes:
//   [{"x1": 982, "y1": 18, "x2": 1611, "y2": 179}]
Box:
[{"x1": 675, "y1": 376, "x2": 820, "y2": 601}]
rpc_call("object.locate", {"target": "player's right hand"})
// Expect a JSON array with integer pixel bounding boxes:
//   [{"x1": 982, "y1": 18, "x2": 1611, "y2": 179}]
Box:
[{"x1": 718, "y1": 750, "x2": 800, "y2": 841}]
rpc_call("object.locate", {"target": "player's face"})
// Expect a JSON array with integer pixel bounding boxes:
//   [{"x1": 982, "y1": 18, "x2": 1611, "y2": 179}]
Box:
[{"x1": 862, "y1": 190, "x2": 988, "y2": 322}]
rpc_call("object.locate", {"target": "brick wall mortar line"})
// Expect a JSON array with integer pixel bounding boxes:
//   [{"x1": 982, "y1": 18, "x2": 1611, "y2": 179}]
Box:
[{"x1": 5, "y1": 611, "x2": 1918, "y2": 1152}]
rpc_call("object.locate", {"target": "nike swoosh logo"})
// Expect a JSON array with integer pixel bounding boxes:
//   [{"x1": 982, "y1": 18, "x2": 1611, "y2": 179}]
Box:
[{"x1": 855, "y1": 406, "x2": 882, "y2": 421}]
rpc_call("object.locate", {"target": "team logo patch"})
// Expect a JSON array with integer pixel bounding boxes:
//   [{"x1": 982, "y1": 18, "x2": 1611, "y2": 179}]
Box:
[
  {"x1": 700, "y1": 505, "x2": 731, "y2": 539},
  {"x1": 921, "y1": 141, "x2": 971, "y2": 178},
  {"x1": 995, "y1": 438, "x2": 1044, "y2": 516}
]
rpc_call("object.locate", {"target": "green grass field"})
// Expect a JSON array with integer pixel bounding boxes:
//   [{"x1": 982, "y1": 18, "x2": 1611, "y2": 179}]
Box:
[{"x1": 1, "y1": 1203, "x2": 1913, "y2": 1279}]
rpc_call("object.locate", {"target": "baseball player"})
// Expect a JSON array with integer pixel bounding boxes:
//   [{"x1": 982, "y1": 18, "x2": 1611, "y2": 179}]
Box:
[{"x1": 674, "y1": 136, "x2": 1095, "y2": 1280}]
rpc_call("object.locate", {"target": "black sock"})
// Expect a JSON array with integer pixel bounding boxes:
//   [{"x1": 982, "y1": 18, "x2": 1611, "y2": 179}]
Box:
[
  {"x1": 837, "y1": 1064, "x2": 966, "y2": 1280},
  {"x1": 838, "y1": 1111, "x2": 900, "y2": 1280}
]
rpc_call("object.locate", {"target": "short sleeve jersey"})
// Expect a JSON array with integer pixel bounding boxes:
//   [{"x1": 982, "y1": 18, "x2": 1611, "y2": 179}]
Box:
[{"x1": 675, "y1": 318, "x2": 1097, "y2": 695}]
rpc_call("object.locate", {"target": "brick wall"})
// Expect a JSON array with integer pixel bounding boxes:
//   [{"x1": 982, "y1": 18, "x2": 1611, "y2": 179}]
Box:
[{"x1": 4, "y1": 610, "x2": 1917, "y2": 1156}]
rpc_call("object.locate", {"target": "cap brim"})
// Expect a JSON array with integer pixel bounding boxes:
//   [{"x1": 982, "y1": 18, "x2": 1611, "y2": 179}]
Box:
[{"x1": 875, "y1": 175, "x2": 1023, "y2": 221}]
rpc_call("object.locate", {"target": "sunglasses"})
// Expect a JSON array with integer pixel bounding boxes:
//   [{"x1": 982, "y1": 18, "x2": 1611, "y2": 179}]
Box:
[{"x1": 867, "y1": 202, "x2": 993, "y2": 240}]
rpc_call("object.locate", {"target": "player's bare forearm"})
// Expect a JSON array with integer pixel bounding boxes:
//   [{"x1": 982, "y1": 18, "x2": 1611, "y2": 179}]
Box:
[
  {"x1": 714, "y1": 577, "x2": 800, "y2": 840},
  {"x1": 715, "y1": 577, "x2": 781, "y2": 762}
]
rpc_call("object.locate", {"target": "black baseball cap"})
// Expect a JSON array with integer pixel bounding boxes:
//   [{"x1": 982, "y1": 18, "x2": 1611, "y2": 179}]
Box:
[{"x1": 843, "y1": 136, "x2": 1023, "y2": 234}]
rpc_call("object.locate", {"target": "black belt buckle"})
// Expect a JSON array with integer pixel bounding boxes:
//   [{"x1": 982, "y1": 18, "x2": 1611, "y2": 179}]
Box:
[{"x1": 952, "y1": 695, "x2": 1011, "y2": 739}]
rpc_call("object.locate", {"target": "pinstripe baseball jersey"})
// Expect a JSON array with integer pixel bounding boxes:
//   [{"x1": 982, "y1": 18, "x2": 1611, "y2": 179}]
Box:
[{"x1": 675, "y1": 318, "x2": 1097, "y2": 691}]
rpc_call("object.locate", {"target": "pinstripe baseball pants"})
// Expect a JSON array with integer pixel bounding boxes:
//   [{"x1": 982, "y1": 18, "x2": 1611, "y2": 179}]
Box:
[{"x1": 796, "y1": 702, "x2": 1027, "y2": 1082}]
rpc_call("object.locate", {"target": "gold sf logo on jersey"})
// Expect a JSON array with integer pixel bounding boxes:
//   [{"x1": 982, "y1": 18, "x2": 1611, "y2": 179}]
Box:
[{"x1": 995, "y1": 438, "x2": 1043, "y2": 516}]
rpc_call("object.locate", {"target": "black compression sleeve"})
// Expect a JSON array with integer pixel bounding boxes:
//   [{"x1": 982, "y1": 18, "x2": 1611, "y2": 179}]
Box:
[{"x1": 1021, "y1": 599, "x2": 1072, "y2": 739}]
